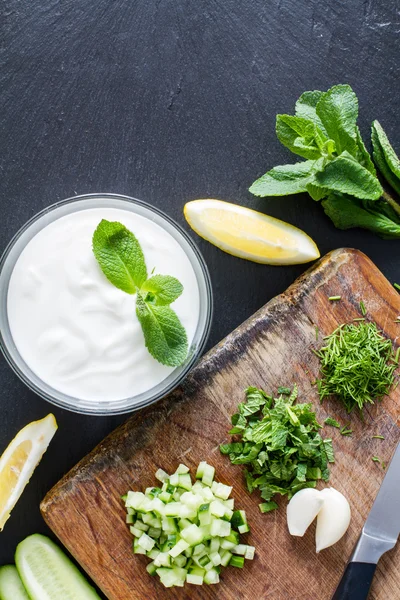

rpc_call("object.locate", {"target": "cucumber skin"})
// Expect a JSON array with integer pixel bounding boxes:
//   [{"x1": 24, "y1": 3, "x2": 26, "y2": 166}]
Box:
[
  {"x1": 15, "y1": 534, "x2": 101, "y2": 600},
  {"x1": 0, "y1": 565, "x2": 31, "y2": 600}
]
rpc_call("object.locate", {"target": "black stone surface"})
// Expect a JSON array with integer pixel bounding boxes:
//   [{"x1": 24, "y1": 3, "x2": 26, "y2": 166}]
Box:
[{"x1": 0, "y1": 0, "x2": 399, "y2": 582}]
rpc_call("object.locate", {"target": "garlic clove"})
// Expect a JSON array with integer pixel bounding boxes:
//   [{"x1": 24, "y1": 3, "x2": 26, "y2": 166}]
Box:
[
  {"x1": 315, "y1": 487, "x2": 351, "y2": 552},
  {"x1": 287, "y1": 488, "x2": 325, "y2": 536}
]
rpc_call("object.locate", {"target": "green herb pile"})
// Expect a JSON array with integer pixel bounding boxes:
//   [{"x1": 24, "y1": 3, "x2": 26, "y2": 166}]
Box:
[
  {"x1": 220, "y1": 386, "x2": 334, "y2": 513},
  {"x1": 316, "y1": 322, "x2": 398, "y2": 413},
  {"x1": 250, "y1": 84, "x2": 400, "y2": 238},
  {"x1": 92, "y1": 220, "x2": 188, "y2": 366}
]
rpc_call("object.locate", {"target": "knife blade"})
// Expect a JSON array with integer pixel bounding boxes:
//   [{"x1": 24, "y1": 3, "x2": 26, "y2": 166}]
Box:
[
  {"x1": 332, "y1": 441, "x2": 400, "y2": 600},
  {"x1": 352, "y1": 440, "x2": 400, "y2": 564}
]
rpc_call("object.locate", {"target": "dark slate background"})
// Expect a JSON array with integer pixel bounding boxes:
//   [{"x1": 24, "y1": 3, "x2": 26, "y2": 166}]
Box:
[{"x1": 1, "y1": 0, "x2": 399, "y2": 582}]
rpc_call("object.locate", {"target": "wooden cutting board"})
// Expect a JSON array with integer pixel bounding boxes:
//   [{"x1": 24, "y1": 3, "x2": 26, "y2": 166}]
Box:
[{"x1": 41, "y1": 248, "x2": 400, "y2": 600}]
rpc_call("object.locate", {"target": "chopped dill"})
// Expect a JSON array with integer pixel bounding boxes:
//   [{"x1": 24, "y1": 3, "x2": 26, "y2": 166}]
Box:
[
  {"x1": 328, "y1": 296, "x2": 341, "y2": 301},
  {"x1": 394, "y1": 283, "x2": 400, "y2": 292},
  {"x1": 372, "y1": 456, "x2": 380, "y2": 462},
  {"x1": 315, "y1": 326, "x2": 319, "y2": 341},
  {"x1": 359, "y1": 301, "x2": 366, "y2": 316},
  {"x1": 372, "y1": 435, "x2": 385, "y2": 440},
  {"x1": 340, "y1": 425, "x2": 353, "y2": 436},
  {"x1": 315, "y1": 322, "x2": 397, "y2": 413}
]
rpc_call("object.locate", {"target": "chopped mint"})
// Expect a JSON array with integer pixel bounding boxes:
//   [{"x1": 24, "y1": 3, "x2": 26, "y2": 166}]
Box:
[
  {"x1": 324, "y1": 417, "x2": 341, "y2": 428},
  {"x1": 220, "y1": 385, "x2": 334, "y2": 511}
]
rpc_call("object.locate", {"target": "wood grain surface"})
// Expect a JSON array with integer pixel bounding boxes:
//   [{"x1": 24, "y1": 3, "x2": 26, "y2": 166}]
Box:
[{"x1": 41, "y1": 248, "x2": 400, "y2": 600}]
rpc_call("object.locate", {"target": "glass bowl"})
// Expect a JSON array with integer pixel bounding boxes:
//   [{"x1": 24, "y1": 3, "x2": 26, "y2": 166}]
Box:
[{"x1": 0, "y1": 194, "x2": 213, "y2": 415}]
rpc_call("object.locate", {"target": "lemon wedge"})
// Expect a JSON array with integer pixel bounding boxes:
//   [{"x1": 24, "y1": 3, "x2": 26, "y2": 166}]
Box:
[
  {"x1": 184, "y1": 199, "x2": 320, "y2": 265},
  {"x1": 0, "y1": 414, "x2": 57, "y2": 531}
]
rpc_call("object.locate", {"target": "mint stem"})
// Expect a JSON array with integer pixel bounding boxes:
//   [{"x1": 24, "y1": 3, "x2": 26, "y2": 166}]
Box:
[{"x1": 382, "y1": 191, "x2": 400, "y2": 218}]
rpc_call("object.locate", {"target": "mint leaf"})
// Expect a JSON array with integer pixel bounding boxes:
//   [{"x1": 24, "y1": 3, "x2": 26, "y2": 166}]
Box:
[
  {"x1": 306, "y1": 182, "x2": 329, "y2": 201},
  {"x1": 92, "y1": 220, "x2": 147, "y2": 293},
  {"x1": 295, "y1": 90, "x2": 328, "y2": 134},
  {"x1": 356, "y1": 127, "x2": 376, "y2": 175},
  {"x1": 249, "y1": 159, "x2": 323, "y2": 197},
  {"x1": 316, "y1": 84, "x2": 358, "y2": 155},
  {"x1": 322, "y1": 193, "x2": 400, "y2": 239},
  {"x1": 141, "y1": 275, "x2": 183, "y2": 306},
  {"x1": 136, "y1": 293, "x2": 188, "y2": 366},
  {"x1": 372, "y1": 120, "x2": 400, "y2": 197},
  {"x1": 372, "y1": 121, "x2": 400, "y2": 178},
  {"x1": 314, "y1": 154, "x2": 383, "y2": 200},
  {"x1": 276, "y1": 115, "x2": 326, "y2": 160}
]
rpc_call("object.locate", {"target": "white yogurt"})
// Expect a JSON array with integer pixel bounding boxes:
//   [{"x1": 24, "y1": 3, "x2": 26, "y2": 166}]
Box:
[{"x1": 7, "y1": 208, "x2": 200, "y2": 402}]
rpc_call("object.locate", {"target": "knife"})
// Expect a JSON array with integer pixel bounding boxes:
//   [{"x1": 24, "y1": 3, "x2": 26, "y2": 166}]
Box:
[{"x1": 332, "y1": 441, "x2": 400, "y2": 600}]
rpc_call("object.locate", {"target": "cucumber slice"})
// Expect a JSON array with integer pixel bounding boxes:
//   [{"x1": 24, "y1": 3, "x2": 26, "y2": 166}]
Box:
[
  {"x1": 15, "y1": 534, "x2": 101, "y2": 600},
  {"x1": 0, "y1": 565, "x2": 30, "y2": 600}
]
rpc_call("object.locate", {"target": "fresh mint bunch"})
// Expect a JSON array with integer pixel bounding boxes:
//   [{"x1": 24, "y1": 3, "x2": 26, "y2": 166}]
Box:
[
  {"x1": 92, "y1": 220, "x2": 188, "y2": 367},
  {"x1": 250, "y1": 84, "x2": 400, "y2": 238}
]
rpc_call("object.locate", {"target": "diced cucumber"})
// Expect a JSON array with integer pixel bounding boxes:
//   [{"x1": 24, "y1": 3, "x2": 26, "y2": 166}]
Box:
[
  {"x1": 158, "y1": 491, "x2": 171, "y2": 503},
  {"x1": 178, "y1": 473, "x2": 192, "y2": 490},
  {"x1": 129, "y1": 526, "x2": 143, "y2": 538},
  {"x1": 202, "y1": 464, "x2": 215, "y2": 487},
  {"x1": 231, "y1": 510, "x2": 247, "y2": 530},
  {"x1": 147, "y1": 549, "x2": 160, "y2": 560},
  {"x1": 15, "y1": 535, "x2": 100, "y2": 600},
  {"x1": 245, "y1": 546, "x2": 255, "y2": 560},
  {"x1": 231, "y1": 544, "x2": 247, "y2": 555},
  {"x1": 169, "y1": 539, "x2": 189, "y2": 558},
  {"x1": 211, "y1": 481, "x2": 232, "y2": 500},
  {"x1": 204, "y1": 568, "x2": 220, "y2": 584},
  {"x1": 209, "y1": 552, "x2": 222, "y2": 566},
  {"x1": 188, "y1": 566, "x2": 205, "y2": 577},
  {"x1": 0, "y1": 565, "x2": 30, "y2": 600},
  {"x1": 146, "y1": 562, "x2": 157, "y2": 576},
  {"x1": 164, "y1": 502, "x2": 181, "y2": 517},
  {"x1": 186, "y1": 573, "x2": 203, "y2": 585},
  {"x1": 220, "y1": 539, "x2": 236, "y2": 550},
  {"x1": 154, "y1": 552, "x2": 171, "y2": 567},
  {"x1": 210, "y1": 519, "x2": 231, "y2": 538},
  {"x1": 229, "y1": 555, "x2": 245, "y2": 568},
  {"x1": 210, "y1": 500, "x2": 226, "y2": 518},
  {"x1": 220, "y1": 550, "x2": 233, "y2": 567},
  {"x1": 176, "y1": 464, "x2": 190, "y2": 474},
  {"x1": 162, "y1": 517, "x2": 178, "y2": 533},
  {"x1": 148, "y1": 527, "x2": 161, "y2": 539},
  {"x1": 125, "y1": 461, "x2": 254, "y2": 589},
  {"x1": 133, "y1": 538, "x2": 146, "y2": 554},
  {"x1": 155, "y1": 469, "x2": 169, "y2": 482},
  {"x1": 138, "y1": 533, "x2": 155, "y2": 552},
  {"x1": 134, "y1": 520, "x2": 149, "y2": 532},
  {"x1": 180, "y1": 524, "x2": 204, "y2": 546},
  {"x1": 172, "y1": 555, "x2": 187, "y2": 568},
  {"x1": 169, "y1": 473, "x2": 180, "y2": 486},
  {"x1": 193, "y1": 543, "x2": 207, "y2": 556},
  {"x1": 196, "y1": 461, "x2": 207, "y2": 479}
]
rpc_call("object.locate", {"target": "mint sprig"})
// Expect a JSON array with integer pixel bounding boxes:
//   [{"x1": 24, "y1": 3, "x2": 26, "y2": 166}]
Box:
[
  {"x1": 93, "y1": 220, "x2": 188, "y2": 367},
  {"x1": 250, "y1": 84, "x2": 400, "y2": 238}
]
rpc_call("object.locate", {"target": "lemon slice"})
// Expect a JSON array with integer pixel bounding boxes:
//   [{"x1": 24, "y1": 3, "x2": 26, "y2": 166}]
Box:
[
  {"x1": 184, "y1": 199, "x2": 320, "y2": 265},
  {"x1": 0, "y1": 414, "x2": 57, "y2": 531}
]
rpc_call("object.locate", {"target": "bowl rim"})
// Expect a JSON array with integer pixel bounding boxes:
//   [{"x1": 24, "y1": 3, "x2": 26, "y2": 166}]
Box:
[{"x1": 0, "y1": 193, "x2": 213, "y2": 415}]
